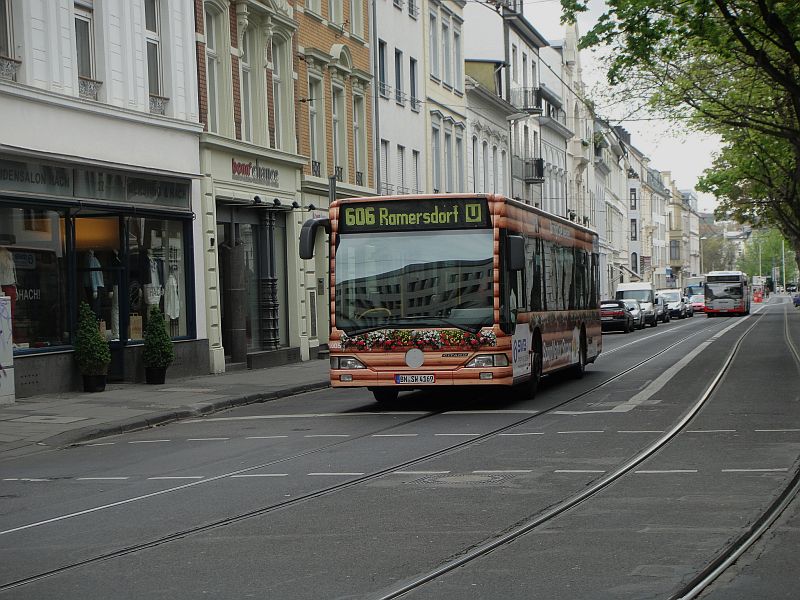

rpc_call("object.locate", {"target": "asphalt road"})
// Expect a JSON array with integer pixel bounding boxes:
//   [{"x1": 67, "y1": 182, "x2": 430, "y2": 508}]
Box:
[{"x1": 1, "y1": 301, "x2": 798, "y2": 599}]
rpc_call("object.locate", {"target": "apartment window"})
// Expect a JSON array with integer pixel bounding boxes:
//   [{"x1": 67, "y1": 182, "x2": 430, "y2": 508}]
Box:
[
  {"x1": 630, "y1": 219, "x2": 638, "y2": 241},
  {"x1": 409, "y1": 57, "x2": 419, "y2": 110},
  {"x1": 444, "y1": 130, "x2": 453, "y2": 192},
  {"x1": 511, "y1": 45, "x2": 518, "y2": 83},
  {"x1": 453, "y1": 27, "x2": 462, "y2": 92},
  {"x1": 330, "y1": 0, "x2": 343, "y2": 25},
  {"x1": 429, "y1": 12, "x2": 439, "y2": 79},
  {"x1": 75, "y1": 3, "x2": 95, "y2": 79},
  {"x1": 308, "y1": 76, "x2": 324, "y2": 174},
  {"x1": 240, "y1": 31, "x2": 253, "y2": 142},
  {"x1": 204, "y1": 8, "x2": 219, "y2": 132},
  {"x1": 397, "y1": 145, "x2": 406, "y2": 192},
  {"x1": 0, "y1": 0, "x2": 11, "y2": 58},
  {"x1": 353, "y1": 94, "x2": 366, "y2": 185},
  {"x1": 492, "y1": 146, "x2": 498, "y2": 193},
  {"x1": 630, "y1": 188, "x2": 637, "y2": 209},
  {"x1": 394, "y1": 49, "x2": 404, "y2": 104},
  {"x1": 380, "y1": 139, "x2": 390, "y2": 192},
  {"x1": 332, "y1": 85, "x2": 346, "y2": 180},
  {"x1": 501, "y1": 150, "x2": 507, "y2": 195},
  {"x1": 441, "y1": 18, "x2": 451, "y2": 86},
  {"x1": 350, "y1": 0, "x2": 364, "y2": 37},
  {"x1": 522, "y1": 53, "x2": 527, "y2": 89},
  {"x1": 408, "y1": 0, "x2": 419, "y2": 18},
  {"x1": 271, "y1": 38, "x2": 287, "y2": 149},
  {"x1": 144, "y1": 0, "x2": 162, "y2": 95},
  {"x1": 472, "y1": 136, "x2": 479, "y2": 192},
  {"x1": 378, "y1": 40, "x2": 388, "y2": 97},
  {"x1": 670, "y1": 240, "x2": 681, "y2": 261},
  {"x1": 631, "y1": 252, "x2": 638, "y2": 272},
  {"x1": 412, "y1": 150, "x2": 420, "y2": 193},
  {"x1": 432, "y1": 124, "x2": 441, "y2": 191},
  {"x1": 455, "y1": 134, "x2": 464, "y2": 192},
  {"x1": 306, "y1": 0, "x2": 320, "y2": 14},
  {"x1": 482, "y1": 141, "x2": 488, "y2": 192}
]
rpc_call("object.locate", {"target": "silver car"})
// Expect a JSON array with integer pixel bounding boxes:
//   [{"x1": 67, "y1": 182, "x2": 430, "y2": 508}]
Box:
[{"x1": 622, "y1": 299, "x2": 646, "y2": 330}]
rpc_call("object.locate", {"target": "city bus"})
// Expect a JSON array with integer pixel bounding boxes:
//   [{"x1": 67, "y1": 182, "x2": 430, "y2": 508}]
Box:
[
  {"x1": 299, "y1": 194, "x2": 602, "y2": 403},
  {"x1": 704, "y1": 270, "x2": 751, "y2": 316},
  {"x1": 684, "y1": 275, "x2": 705, "y2": 298}
]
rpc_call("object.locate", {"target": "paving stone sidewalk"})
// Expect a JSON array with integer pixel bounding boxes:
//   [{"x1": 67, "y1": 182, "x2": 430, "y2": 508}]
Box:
[{"x1": 0, "y1": 359, "x2": 331, "y2": 459}]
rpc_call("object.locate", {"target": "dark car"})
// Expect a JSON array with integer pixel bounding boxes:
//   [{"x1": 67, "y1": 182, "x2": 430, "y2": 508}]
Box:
[
  {"x1": 793, "y1": 293, "x2": 800, "y2": 308},
  {"x1": 601, "y1": 300, "x2": 635, "y2": 333}
]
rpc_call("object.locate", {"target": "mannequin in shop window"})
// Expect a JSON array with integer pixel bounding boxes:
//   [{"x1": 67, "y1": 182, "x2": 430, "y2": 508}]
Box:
[
  {"x1": 164, "y1": 263, "x2": 180, "y2": 334},
  {"x1": 84, "y1": 249, "x2": 104, "y2": 315},
  {"x1": 0, "y1": 245, "x2": 17, "y2": 342},
  {"x1": 144, "y1": 249, "x2": 164, "y2": 308}
]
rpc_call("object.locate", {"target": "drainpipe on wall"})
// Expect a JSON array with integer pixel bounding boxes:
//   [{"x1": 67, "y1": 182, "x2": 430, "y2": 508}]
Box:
[{"x1": 370, "y1": 0, "x2": 381, "y2": 193}]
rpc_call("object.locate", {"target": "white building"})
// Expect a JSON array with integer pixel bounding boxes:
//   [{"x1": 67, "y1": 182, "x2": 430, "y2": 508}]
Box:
[
  {"x1": 374, "y1": 0, "x2": 426, "y2": 194},
  {"x1": 0, "y1": 0, "x2": 205, "y2": 396}
]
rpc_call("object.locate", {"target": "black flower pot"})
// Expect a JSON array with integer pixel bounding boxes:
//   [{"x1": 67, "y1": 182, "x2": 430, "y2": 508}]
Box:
[
  {"x1": 82, "y1": 374, "x2": 107, "y2": 393},
  {"x1": 145, "y1": 366, "x2": 167, "y2": 385}
]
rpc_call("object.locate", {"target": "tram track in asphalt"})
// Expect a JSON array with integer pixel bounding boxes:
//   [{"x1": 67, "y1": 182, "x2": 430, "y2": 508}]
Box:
[
  {"x1": 0, "y1": 316, "x2": 740, "y2": 594},
  {"x1": 370, "y1": 304, "x2": 800, "y2": 600}
]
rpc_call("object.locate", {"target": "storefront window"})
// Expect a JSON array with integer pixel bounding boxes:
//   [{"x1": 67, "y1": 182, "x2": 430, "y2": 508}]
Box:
[
  {"x1": 126, "y1": 216, "x2": 188, "y2": 339},
  {"x1": 0, "y1": 207, "x2": 68, "y2": 350}
]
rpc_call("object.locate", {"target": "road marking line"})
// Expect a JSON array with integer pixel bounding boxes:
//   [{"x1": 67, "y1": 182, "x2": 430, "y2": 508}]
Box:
[
  {"x1": 721, "y1": 468, "x2": 789, "y2": 473},
  {"x1": 308, "y1": 472, "x2": 365, "y2": 476},
  {"x1": 755, "y1": 429, "x2": 800, "y2": 432},
  {"x1": 76, "y1": 477, "x2": 130, "y2": 481},
  {"x1": 618, "y1": 430, "x2": 664, "y2": 434},
  {"x1": 499, "y1": 432, "x2": 545, "y2": 436},
  {"x1": 434, "y1": 433, "x2": 480, "y2": 437},
  {"x1": 186, "y1": 438, "x2": 229, "y2": 441},
  {"x1": 557, "y1": 430, "x2": 605, "y2": 434},
  {"x1": 3, "y1": 478, "x2": 51, "y2": 482},
  {"x1": 445, "y1": 410, "x2": 539, "y2": 415},
  {"x1": 245, "y1": 436, "x2": 289, "y2": 439},
  {"x1": 635, "y1": 470, "x2": 698, "y2": 474},
  {"x1": 128, "y1": 440, "x2": 171, "y2": 444},
  {"x1": 148, "y1": 476, "x2": 205, "y2": 480},
  {"x1": 554, "y1": 470, "x2": 606, "y2": 473},
  {"x1": 393, "y1": 471, "x2": 451, "y2": 475},
  {"x1": 230, "y1": 474, "x2": 288, "y2": 478},
  {"x1": 372, "y1": 434, "x2": 419, "y2": 437},
  {"x1": 84, "y1": 442, "x2": 115, "y2": 446},
  {"x1": 304, "y1": 434, "x2": 350, "y2": 438},
  {"x1": 473, "y1": 470, "x2": 532, "y2": 474},
  {"x1": 183, "y1": 412, "x2": 429, "y2": 423}
]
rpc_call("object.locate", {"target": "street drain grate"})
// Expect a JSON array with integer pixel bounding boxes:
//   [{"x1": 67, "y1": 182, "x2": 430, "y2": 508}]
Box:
[{"x1": 409, "y1": 473, "x2": 516, "y2": 487}]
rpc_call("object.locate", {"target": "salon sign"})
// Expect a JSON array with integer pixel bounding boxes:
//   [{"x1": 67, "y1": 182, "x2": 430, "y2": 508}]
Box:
[{"x1": 231, "y1": 158, "x2": 279, "y2": 188}]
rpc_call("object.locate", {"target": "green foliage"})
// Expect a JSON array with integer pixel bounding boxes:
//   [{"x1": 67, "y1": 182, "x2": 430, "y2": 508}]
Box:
[
  {"x1": 143, "y1": 306, "x2": 175, "y2": 369},
  {"x1": 74, "y1": 301, "x2": 110, "y2": 376}
]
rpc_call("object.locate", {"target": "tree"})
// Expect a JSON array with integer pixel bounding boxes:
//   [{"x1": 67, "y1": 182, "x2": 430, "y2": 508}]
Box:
[
  {"x1": 702, "y1": 235, "x2": 738, "y2": 272},
  {"x1": 561, "y1": 0, "x2": 800, "y2": 276}
]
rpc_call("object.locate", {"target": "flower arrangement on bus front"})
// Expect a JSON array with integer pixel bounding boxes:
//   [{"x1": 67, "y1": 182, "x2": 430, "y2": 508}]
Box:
[{"x1": 341, "y1": 329, "x2": 496, "y2": 351}]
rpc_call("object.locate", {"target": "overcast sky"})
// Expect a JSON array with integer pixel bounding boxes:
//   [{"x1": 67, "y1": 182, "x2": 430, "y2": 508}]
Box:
[{"x1": 530, "y1": 0, "x2": 720, "y2": 213}]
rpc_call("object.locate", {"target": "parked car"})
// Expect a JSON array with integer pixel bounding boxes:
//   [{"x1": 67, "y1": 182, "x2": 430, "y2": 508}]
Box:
[
  {"x1": 601, "y1": 300, "x2": 635, "y2": 333},
  {"x1": 793, "y1": 292, "x2": 800, "y2": 308},
  {"x1": 689, "y1": 294, "x2": 705, "y2": 313},
  {"x1": 653, "y1": 295, "x2": 670, "y2": 323},
  {"x1": 621, "y1": 299, "x2": 646, "y2": 329},
  {"x1": 658, "y1": 289, "x2": 688, "y2": 318},
  {"x1": 787, "y1": 283, "x2": 797, "y2": 293}
]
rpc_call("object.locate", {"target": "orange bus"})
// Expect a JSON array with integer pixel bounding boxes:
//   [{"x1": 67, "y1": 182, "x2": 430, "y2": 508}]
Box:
[{"x1": 299, "y1": 194, "x2": 601, "y2": 403}]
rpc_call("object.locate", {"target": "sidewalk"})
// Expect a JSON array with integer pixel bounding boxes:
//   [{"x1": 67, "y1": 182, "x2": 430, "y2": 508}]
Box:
[{"x1": 0, "y1": 359, "x2": 331, "y2": 459}]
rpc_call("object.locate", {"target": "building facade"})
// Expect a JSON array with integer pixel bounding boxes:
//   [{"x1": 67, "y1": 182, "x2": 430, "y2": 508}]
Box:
[{"x1": 0, "y1": 0, "x2": 207, "y2": 397}]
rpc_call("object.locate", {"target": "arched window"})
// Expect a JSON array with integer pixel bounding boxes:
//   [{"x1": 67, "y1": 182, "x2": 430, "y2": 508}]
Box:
[
  {"x1": 631, "y1": 252, "x2": 638, "y2": 272},
  {"x1": 472, "y1": 136, "x2": 479, "y2": 192}
]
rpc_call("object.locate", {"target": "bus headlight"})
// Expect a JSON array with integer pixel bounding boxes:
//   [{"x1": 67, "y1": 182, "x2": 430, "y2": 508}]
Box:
[
  {"x1": 465, "y1": 354, "x2": 509, "y2": 368},
  {"x1": 331, "y1": 356, "x2": 366, "y2": 369}
]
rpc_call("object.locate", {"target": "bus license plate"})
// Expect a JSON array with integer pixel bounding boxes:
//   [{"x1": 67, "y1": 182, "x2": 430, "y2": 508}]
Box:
[{"x1": 395, "y1": 374, "x2": 435, "y2": 384}]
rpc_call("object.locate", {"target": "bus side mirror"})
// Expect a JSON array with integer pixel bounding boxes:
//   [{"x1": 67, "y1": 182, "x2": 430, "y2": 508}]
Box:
[
  {"x1": 299, "y1": 216, "x2": 331, "y2": 259},
  {"x1": 507, "y1": 235, "x2": 525, "y2": 271}
]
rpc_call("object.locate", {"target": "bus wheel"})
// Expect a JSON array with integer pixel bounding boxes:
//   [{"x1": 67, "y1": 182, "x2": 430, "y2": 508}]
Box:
[{"x1": 372, "y1": 388, "x2": 399, "y2": 404}]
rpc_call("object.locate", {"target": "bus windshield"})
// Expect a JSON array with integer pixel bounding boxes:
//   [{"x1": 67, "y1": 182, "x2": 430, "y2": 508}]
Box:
[
  {"x1": 706, "y1": 282, "x2": 743, "y2": 300},
  {"x1": 335, "y1": 229, "x2": 494, "y2": 334}
]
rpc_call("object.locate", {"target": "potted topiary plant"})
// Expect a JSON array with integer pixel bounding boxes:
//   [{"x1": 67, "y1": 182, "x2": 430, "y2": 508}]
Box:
[
  {"x1": 74, "y1": 301, "x2": 111, "y2": 392},
  {"x1": 143, "y1": 306, "x2": 175, "y2": 384}
]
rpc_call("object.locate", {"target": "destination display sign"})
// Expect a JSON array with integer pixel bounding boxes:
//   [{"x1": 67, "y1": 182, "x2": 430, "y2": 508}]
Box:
[{"x1": 338, "y1": 198, "x2": 491, "y2": 233}]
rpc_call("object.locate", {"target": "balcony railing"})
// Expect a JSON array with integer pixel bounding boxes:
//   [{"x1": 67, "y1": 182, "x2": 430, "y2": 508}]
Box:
[
  {"x1": 395, "y1": 89, "x2": 407, "y2": 106},
  {"x1": 410, "y1": 96, "x2": 421, "y2": 111},
  {"x1": 378, "y1": 81, "x2": 391, "y2": 98},
  {"x1": 511, "y1": 156, "x2": 544, "y2": 183},
  {"x1": 355, "y1": 171, "x2": 364, "y2": 186},
  {"x1": 78, "y1": 76, "x2": 103, "y2": 101},
  {"x1": 311, "y1": 160, "x2": 321, "y2": 177},
  {"x1": 510, "y1": 87, "x2": 542, "y2": 113},
  {"x1": 408, "y1": 0, "x2": 419, "y2": 17},
  {"x1": 0, "y1": 55, "x2": 21, "y2": 81},
  {"x1": 149, "y1": 94, "x2": 169, "y2": 115},
  {"x1": 335, "y1": 166, "x2": 344, "y2": 182}
]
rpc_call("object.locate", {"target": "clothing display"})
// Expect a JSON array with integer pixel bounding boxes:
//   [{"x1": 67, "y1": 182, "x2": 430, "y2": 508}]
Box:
[
  {"x1": 164, "y1": 271, "x2": 180, "y2": 320},
  {"x1": 84, "y1": 250, "x2": 104, "y2": 294},
  {"x1": 0, "y1": 247, "x2": 15, "y2": 287}
]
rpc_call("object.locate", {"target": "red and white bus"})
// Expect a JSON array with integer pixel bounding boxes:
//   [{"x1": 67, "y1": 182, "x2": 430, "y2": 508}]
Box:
[
  {"x1": 705, "y1": 270, "x2": 751, "y2": 316},
  {"x1": 299, "y1": 194, "x2": 602, "y2": 403}
]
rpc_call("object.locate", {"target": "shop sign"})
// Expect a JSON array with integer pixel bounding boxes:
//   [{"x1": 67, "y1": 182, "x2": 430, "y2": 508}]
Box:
[
  {"x1": 231, "y1": 158, "x2": 279, "y2": 188},
  {"x1": 127, "y1": 178, "x2": 190, "y2": 208},
  {"x1": 0, "y1": 158, "x2": 72, "y2": 196},
  {"x1": 74, "y1": 169, "x2": 126, "y2": 202}
]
